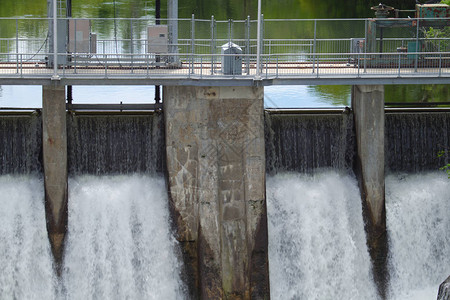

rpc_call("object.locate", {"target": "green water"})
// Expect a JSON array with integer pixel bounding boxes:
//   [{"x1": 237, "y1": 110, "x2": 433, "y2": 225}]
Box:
[{"x1": 0, "y1": 0, "x2": 448, "y2": 106}]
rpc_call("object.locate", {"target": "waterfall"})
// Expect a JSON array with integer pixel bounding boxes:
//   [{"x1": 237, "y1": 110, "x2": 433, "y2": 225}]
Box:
[
  {"x1": 0, "y1": 115, "x2": 42, "y2": 174},
  {"x1": 0, "y1": 175, "x2": 57, "y2": 299},
  {"x1": 267, "y1": 171, "x2": 379, "y2": 300},
  {"x1": 61, "y1": 175, "x2": 185, "y2": 299},
  {"x1": 385, "y1": 112, "x2": 450, "y2": 173},
  {"x1": 386, "y1": 172, "x2": 450, "y2": 300},
  {"x1": 67, "y1": 113, "x2": 164, "y2": 175},
  {"x1": 265, "y1": 112, "x2": 354, "y2": 174}
]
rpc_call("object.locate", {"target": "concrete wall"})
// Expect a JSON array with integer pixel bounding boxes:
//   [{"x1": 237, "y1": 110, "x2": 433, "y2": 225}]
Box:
[
  {"x1": 352, "y1": 85, "x2": 387, "y2": 299},
  {"x1": 164, "y1": 86, "x2": 269, "y2": 299},
  {"x1": 42, "y1": 85, "x2": 68, "y2": 270}
]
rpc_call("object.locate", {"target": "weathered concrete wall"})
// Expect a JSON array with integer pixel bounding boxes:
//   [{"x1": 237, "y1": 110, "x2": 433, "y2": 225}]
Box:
[
  {"x1": 42, "y1": 85, "x2": 68, "y2": 270},
  {"x1": 164, "y1": 86, "x2": 269, "y2": 299},
  {"x1": 351, "y1": 85, "x2": 387, "y2": 299}
]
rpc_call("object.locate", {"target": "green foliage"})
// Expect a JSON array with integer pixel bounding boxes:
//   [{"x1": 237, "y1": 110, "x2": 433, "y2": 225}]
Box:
[{"x1": 438, "y1": 150, "x2": 450, "y2": 178}]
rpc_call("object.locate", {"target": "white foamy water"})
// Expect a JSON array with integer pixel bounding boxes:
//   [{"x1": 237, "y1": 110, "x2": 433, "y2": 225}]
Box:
[
  {"x1": 267, "y1": 171, "x2": 379, "y2": 300},
  {"x1": 61, "y1": 175, "x2": 185, "y2": 299},
  {"x1": 0, "y1": 175, "x2": 57, "y2": 300},
  {"x1": 386, "y1": 172, "x2": 450, "y2": 300}
]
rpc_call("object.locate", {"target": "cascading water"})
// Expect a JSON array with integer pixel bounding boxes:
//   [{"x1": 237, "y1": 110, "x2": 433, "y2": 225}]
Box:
[
  {"x1": 267, "y1": 171, "x2": 379, "y2": 300},
  {"x1": 61, "y1": 175, "x2": 186, "y2": 299},
  {"x1": 0, "y1": 175, "x2": 56, "y2": 299},
  {"x1": 386, "y1": 172, "x2": 450, "y2": 300}
]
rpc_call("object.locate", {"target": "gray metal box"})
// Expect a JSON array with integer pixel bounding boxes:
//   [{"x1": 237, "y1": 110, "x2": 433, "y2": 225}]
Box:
[
  {"x1": 221, "y1": 42, "x2": 242, "y2": 75},
  {"x1": 147, "y1": 25, "x2": 168, "y2": 54},
  {"x1": 47, "y1": 19, "x2": 68, "y2": 66},
  {"x1": 68, "y1": 19, "x2": 93, "y2": 53}
]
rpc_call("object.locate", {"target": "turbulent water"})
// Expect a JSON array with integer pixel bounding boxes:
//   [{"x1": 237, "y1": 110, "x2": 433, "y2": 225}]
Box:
[
  {"x1": 0, "y1": 175, "x2": 56, "y2": 299},
  {"x1": 0, "y1": 174, "x2": 185, "y2": 299},
  {"x1": 267, "y1": 171, "x2": 379, "y2": 300},
  {"x1": 61, "y1": 175, "x2": 185, "y2": 299},
  {"x1": 386, "y1": 172, "x2": 450, "y2": 300}
]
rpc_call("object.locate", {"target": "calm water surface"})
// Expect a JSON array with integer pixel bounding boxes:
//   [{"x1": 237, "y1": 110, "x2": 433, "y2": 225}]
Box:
[{"x1": 0, "y1": 0, "x2": 447, "y2": 108}]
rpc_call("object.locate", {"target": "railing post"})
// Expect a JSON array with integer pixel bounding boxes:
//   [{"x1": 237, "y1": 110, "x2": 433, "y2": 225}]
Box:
[
  {"x1": 191, "y1": 14, "x2": 195, "y2": 74},
  {"x1": 364, "y1": 19, "x2": 367, "y2": 73},
  {"x1": 52, "y1": 0, "x2": 59, "y2": 79},
  {"x1": 415, "y1": 18, "x2": 419, "y2": 73},
  {"x1": 211, "y1": 15, "x2": 215, "y2": 75},
  {"x1": 439, "y1": 53, "x2": 442, "y2": 77},
  {"x1": 15, "y1": 18, "x2": 18, "y2": 71},
  {"x1": 130, "y1": 18, "x2": 134, "y2": 71},
  {"x1": 256, "y1": 0, "x2": 262, "y2": 79},
  {"x1": 228, "y1": 19, "x2": 232, "y2": 45},
  {"x1": 398, "y1": 52, "x2": 401, "y2": 77},
  {"x1": 276, "y1": 56, "x2": 278, "y2": 78},
  {"x1": 74, "y1": 19, "x2": 77, "y2": 74},
  {"x1": 313, "y1": 19, "x2": 317, "y2": 73},
  {"x1": 104, "y1": 54, "x2": 107, "y2": 78},
  {"x1": 245, "y1": 15, "x2": 251, "y2": 75},
  {"x1": 20, "y1": 54, "x2": 23, "y2": 77}
]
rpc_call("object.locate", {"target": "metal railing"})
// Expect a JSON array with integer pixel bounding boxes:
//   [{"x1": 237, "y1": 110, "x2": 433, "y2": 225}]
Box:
[{"x1": 0, "y1": 17, "x2": 448, "y2": 82}]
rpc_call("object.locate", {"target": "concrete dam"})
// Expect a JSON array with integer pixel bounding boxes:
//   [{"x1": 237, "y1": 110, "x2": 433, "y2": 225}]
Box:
[{"x1": 0, "y1": 85, "x2": 449, "y2": 299}]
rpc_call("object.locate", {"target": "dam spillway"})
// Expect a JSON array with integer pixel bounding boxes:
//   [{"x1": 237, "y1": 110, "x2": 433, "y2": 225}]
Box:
[{"x1": 0, "y1": 98, "x2": 449, "y2": 299}]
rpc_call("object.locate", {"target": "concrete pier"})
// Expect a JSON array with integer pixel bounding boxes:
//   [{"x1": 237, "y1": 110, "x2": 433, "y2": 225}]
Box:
[
  {"x1": 42, "y1": 84, "x2": 68, "y2": 270},
  {"x1": 164, "y1": 86, "x2": 270, "y2": 299},
  {"x1": 351, "y1": 85, "x2": 387, "y2": 299}
]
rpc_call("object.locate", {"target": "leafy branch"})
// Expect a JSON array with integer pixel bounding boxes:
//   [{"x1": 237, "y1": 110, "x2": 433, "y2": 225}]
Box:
[{"x1": 438, "y1": 150, "x2": 450, "y2": 178}]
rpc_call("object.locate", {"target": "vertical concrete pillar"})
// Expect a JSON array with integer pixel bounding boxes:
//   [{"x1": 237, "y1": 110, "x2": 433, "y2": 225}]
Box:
[
  {"x1": 42, "y1": 84, "x2": 68, "y2": 271},
  {"x1": 352, "y1": 85, "x2": 387, "y2": 299},
  {"x1": 164, "y1": 86, "x2": 269, "y2": 299}
]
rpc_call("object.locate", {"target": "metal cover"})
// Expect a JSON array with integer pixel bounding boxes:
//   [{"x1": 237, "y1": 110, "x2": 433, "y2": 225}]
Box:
[
  {"x1": 416, "y1": 4, "x2": 450, "y2": 18},
  {"x1": 147, "y1": 26, "x2": 168, "y2": 54},
  {"x1": 68, "y1": 19, "x2": 92, "y2": 53},
  {"x1": 221, "y1": 42, "x2": 242, "y2": 75}
]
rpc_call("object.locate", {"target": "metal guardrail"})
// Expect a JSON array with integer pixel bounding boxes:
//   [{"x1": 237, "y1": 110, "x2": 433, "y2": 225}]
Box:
[{"x1": 0, "y1": 17, "x2": 448, "y2": 84}]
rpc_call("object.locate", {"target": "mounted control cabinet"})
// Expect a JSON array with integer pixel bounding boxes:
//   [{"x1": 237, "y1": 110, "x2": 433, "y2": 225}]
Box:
[
  {"x1": 221, "y1": 42, "x2": 242, "y2": 75},
  {"x1": 68, "y1": 19, "x2": 96, "y2": 54},
  {"x1": 147, "y1": 25, "x2": 168, "y2": 54}
]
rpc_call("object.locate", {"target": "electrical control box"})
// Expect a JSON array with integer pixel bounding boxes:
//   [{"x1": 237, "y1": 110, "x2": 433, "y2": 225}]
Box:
[
  {"x1": 147, "y1": 25, "x2": 168, "y2": 54},
  {"x1": 68, "y1": 19, "x2": 95, "y2": 53}
]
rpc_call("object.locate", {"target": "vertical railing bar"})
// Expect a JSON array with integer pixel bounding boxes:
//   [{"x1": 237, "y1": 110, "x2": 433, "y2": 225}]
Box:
[
  {"x1": 147, "y1": 53, "x2": 149, "y2": 78},
  {"x1": 211, "y1": 15, "x2": 215, "y2": 75},
  {"x1": 265, "y1": 55, "x2": 268, "y2": 78},
  {"x1": 313, "y1": 19, "x2": 316, "y2": 73},
  {"x1": 74, "y1": 19, "x2": 77, "y2": 74},
  {"x1": 246, "y1": 15, "x2": 250, "y2": 75},
  {"x1": 53, "y1": 0, "x2": 58, "y2": 78},
  {"x1": 439, "y1": 52, "x2": 442, "y2": 77},
  {"x1": 191, "y1": 14, "x2": 195, "y2": 74},
  {"x1": 364, "y1": 19, "x2": 367, "y2": 73},
  {"x1": 130, "y1": 19, "x2": 134, "y2": 73},
  {"x1": 276, "y1": 56, "x2": 278, "y2": 78},
  {"x1": 104, "y1": 54, "x2": 107, "y2": 78},
  {"x1": 316, "y1": 54, "x2": 319, "y2": 77},
  {"x1": 15, "y1": 18, "x2": 19, "y2": 72},
  {"x1": 415, "y1": 18, "x2": 419, "y2": 72},
  {"x1": 398, "y1": 52, "x2": 401, "y2": 77},
  {"x1": 357, "y1": 52, "x2": 360, "y2": 77},
  {"x1": 201, "y1": 56, "x2": 203, "y2": 79},
  {"x1": 20, "y1": 54, "x2": 23, "y2": 77}
]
